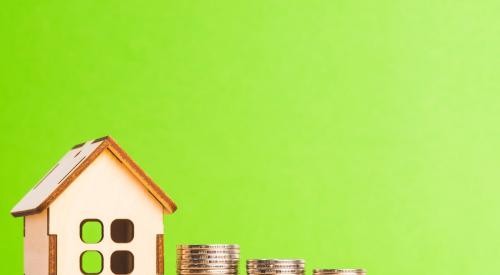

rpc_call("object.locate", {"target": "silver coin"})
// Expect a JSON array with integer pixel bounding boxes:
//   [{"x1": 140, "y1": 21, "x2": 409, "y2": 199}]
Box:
[
  {"x1": 247, "y1": 270, "x2": 304, "y2": 273},
  {"x1": 177, "y1": 258, "x2": 240, "y2": 262},
  {"x1": 178, "y1": 259, "x2": 239, "y2": 264},
  {"x1": 178, "y1": 261, "x2": 239, "y2": 265},
  {"x1": 247, "y1": 268, "x2": 304, "y2": 273},
  {"x1": 178, "y1": 266, "x2": 238, "y2": 269},
  {"x1": 178, "y1": 262, "x2": 239, "y2": 266},
  {"x1": 247, "y1": 272, "x2": 304, "y2": 274},
  {"x1": 247, "y1": 265, "x2": 304, "y2": 270},
  {"x1": 247, "y1": 261, "x2": 305, "y2": 265},
  {"x1": 178, "y1": 264, "x2": 239, "y2": 268},
  {"x1": 178, "y1": 271, "x2": 238, "y2": 275},
  {"x1": 247, "y1": 268, "x2": 304, "y2": 271},
  {"x1": 179, "y1": 254, "x2": 239, "y2": 258},
  {"x1": 246, "y1": 265, "x2": 304, "y2": 269},
  {"x1": 177, "y1": 263, "x2": 238, "y2": 269},
  {"x1": 247, "y1": 264, "x2": 304, "y2": 268},
  {"x1": 330, "y1": 269, "x2": 365, "y2": 275},
  {"x1": 178, "y1": 254, "x2": 240, "y2": 259},
  {"x1": 178, "y1": 248, "x2": 240, "y2": 252},
  {"x1": 313, "y1": 269, "x2": 366, "y2": 275},
  {"x1": 247, "y1": 260, "x2": 305, "y2": 264},
  {"x1": 179, "y1": 268, "x2": 238, "y2": 272},
  {"x1": 178, "y1": 244, "x2": 240, "y2": 249},
  {"x1": 312, "y1": 270, "x2": 337, "y2": 273},
  {"x1": 178, "y1": 247, "x2": 240, "y2": 250},
  {"x1": 246, "y1": 271, "x2": 304, "y2": 274},
  {"x1": 178, "y1": 267, "x2": 238, "y2": 271},
  {"x1": 179, "y1": 252, "x2": 239, "y2": 256},
  {"x1": 178, "y1": 247, "x2": 240, "y2": 251},
  {"x1": 179, "y1": 271, "x2": 238, "y2": 272},
  {"x1": 247, "y1": 267, "x2": 304, "y2": 270},
  {"x1": 178, "y1": 263, "x2": 239, "y2": 267},
  {"x1": 179, "y1": 250, "x2": 240, "y2": 255},
  {"x1": 179, "y1": 253, "x2": 240, "y2": 257},
  {"x1": 178, "y1": 256, "x2": 240, "y2": 259},
  {"x1": 247, "y1": 272, "x2": 304, "y2": 275}
]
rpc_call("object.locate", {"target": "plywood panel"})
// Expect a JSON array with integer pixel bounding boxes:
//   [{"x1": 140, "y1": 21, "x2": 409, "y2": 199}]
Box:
[
  {"x1": 157, "y1": 234, "x2": 164, "y2": 275},
  {"x1": 11, "y1": 136, "x2": 176, "y2": 217},
  {"x1": 24, "y1": 209, "x2": 49, "y2": 275},
  {"x1": 49, "y1": 150, "x2": 164, "y2": 275},
  {"x1": 11, "y1": 140, "x2": 104, "y2": 215},
  {"x1": 49, "y1": 235, "x2": 57, "y2": 275}
]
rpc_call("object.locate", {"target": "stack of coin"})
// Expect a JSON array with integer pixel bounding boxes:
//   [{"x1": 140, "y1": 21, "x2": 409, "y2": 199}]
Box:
[
  {"x1": 177, "y1": 244, "x2": 240, "y2": 275},
  {"x1": 313, "y1": 269, "x2": 366, "y2": 275},
  {"x1": 247, "y1": 259, "x2": 305, "y2": 275}
]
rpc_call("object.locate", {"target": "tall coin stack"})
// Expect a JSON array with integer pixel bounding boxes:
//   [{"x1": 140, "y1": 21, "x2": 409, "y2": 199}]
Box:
[
  {"x1": 313, "y1": 269, "x2": 366, "y2": 275},
  {"x1": 247, "y1": 259, "x2": 305, "y2": 275},
  {"x1": 177, "y1": 244, "x2": 240, "y2": 275}
]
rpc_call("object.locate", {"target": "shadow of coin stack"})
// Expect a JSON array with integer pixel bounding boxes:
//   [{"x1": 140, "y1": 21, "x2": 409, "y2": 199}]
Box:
[
  {"x1": 177, "y1": 244, "x2": 240, "y2": 275},
  {"x1": 247, "y1": 259, "x2": 305, "y2": 275},
  {"x1": 313, "y1": 269, "x2": 366, "y2": 275}
]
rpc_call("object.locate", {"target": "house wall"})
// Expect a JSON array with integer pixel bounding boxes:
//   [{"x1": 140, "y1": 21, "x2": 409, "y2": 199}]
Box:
[
  {"x1": 49, "y1": 149, "x2": 164, "y2": 275},
  {"x1": 24, "y1": 209, "x2": 49, "y2": 275}
]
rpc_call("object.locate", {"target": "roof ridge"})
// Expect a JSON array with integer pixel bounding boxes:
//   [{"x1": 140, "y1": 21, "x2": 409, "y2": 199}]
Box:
[{"x1": 11, "y1": 136, "x2": 176, "y2": 217}]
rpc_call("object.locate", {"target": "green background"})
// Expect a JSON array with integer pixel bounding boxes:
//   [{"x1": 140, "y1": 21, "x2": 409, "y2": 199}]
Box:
[{"x1": 1, "y1": 1, "x2": 499, "y2": 274}]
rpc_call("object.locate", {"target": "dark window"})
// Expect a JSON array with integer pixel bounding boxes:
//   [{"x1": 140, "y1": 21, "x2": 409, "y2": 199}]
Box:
[
  {"x1": 80, "y1": 220, "x2": 103, "y2": 244},
  {"x1": 111, "y1": 219, "x2": 134, "y2": 243},
  {"x1": 80, "y1": 250, "x2": 103, "y2": 274},
  {"x1": 111, "y1": 250, "x2": 134, "y2": 274}
]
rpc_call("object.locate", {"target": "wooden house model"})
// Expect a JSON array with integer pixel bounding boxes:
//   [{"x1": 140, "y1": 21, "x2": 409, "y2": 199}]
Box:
[{"x1": 11, "y1": 136, "x2": 177, "y2": 275}]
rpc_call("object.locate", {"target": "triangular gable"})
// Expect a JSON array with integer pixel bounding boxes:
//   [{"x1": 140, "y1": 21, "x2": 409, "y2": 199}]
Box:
[{"x1": 11, "y1": 136, "x2": 177, "y2": 217}]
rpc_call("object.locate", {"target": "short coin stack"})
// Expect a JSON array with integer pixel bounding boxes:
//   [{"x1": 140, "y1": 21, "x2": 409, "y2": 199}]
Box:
[
  {"x1": 177, "y1": 244, "x2": 240, "y2": 275},
  {"x1": 313, "y1": 269, "x2": 366, "y2": 275},
  {"x1": 247, "y1": 259, "x2": 305, "y2": 275}
]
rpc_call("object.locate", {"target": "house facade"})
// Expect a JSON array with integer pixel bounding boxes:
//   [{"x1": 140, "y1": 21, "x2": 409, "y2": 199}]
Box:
[{"x1": 12, "y1": 137, "x2": 177, "y2": 275}]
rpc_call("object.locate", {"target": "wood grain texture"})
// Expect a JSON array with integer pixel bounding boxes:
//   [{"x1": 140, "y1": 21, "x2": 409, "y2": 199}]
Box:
[
  {"x1": 24, "y1": 209, "x2": 49, "y2": 275},
  {"x1": 12, "y1": 136, "x2": 177, "y2": 217},
  {"x1": 157, "y1": 234, "x2": 164, "y2": 275},
  {"x1": 49, "y1": 235, "x2": 57, "y2": 275},
  {"x1": 106, "y1": 137, "x2": 177, "y2": 214},
  {"x1": 49, "y1": 150, "x2": 164, "y2": 274}
]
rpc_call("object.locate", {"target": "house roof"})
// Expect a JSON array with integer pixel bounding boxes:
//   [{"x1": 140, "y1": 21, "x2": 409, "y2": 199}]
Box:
[{"x1": 11, "y1": 136, "x2": 177, "y2": 217}]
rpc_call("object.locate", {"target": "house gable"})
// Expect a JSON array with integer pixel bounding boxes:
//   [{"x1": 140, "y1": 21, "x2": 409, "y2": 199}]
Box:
[
  {"x1": 11, "y1": 136, "x2": 176, "y2": 217},
  {"x1": 49, "y1": 150, "x2": 164, "y2": 274}
]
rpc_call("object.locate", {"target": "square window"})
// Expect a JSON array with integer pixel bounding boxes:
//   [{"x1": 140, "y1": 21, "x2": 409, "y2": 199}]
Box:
[
  {"x1": 80, "y1": 250, "x2": 103, "y2": 274},
  {"x1": 111, "y1": 219, "x2": 134, "y2": 243},
  {"x1": 80, "y1": 220, "x2": 103, "y2": 244},
  {"x1": 111, "y1": 250, "x2": 134, "y2": 274}
]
